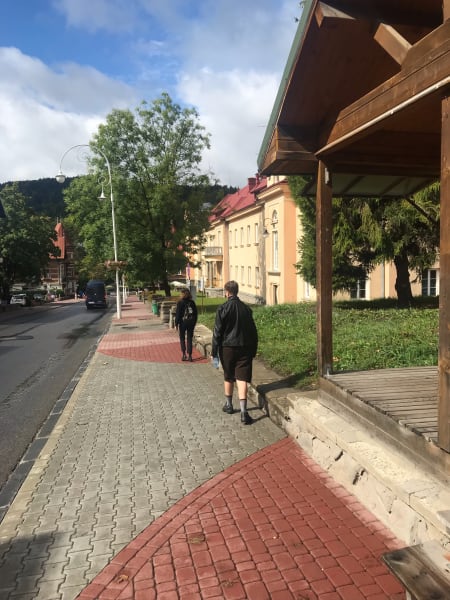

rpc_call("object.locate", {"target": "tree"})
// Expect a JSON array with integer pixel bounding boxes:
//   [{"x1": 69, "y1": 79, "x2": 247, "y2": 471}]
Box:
[
  {"x1": 290, "y1": 177, "x2": 440, "y2": 306},
  {"x1": 66, "y1": 93, "x2": 213, "y2": 295},
  {"x1": 0, "y1": 184, "x2": 58, "y2": 300},
  {"x1": 63, "y1": 175, "x2": 114, "y2": 283}
]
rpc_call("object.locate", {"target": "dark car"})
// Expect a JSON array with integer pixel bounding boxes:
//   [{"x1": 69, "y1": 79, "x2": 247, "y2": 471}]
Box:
[{"x1": 85, "y1": 280, "x2": 108, "y2": 309}]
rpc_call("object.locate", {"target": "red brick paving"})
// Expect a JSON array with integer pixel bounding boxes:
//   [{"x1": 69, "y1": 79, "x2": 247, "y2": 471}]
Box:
[
  {"x1": 98, "y1": 296, "x2": 208, "y2": 364},
  {"x1": 98, "y1": 330, "x2": 208, "y2": 363},
  {"x1": 77, "y1": 438, "x2": 405, "y2": 600}
]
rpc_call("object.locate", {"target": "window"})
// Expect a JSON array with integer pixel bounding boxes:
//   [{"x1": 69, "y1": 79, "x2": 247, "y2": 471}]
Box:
[
  {"x1": 247, "y1": 225, "x2": 251, "y2": 245},
  {"x1": 218, "y1": 230, "x2": 221, "y2": 246},
  {"x1": 241, "y1": 266, "x2": 244, "y2": 283},
  {"x1": 234, "y1": 229, "x2": 238, "y2": 247},
  {"x1": 272, "y1": 231, "x2": 279, "y2": 271},
  {"x1": 350, "y1": 279, "x2": 367, "y2": 299},
  {"x1": 304, "y1": 281, "x2": 311, "y2": 299},
  {"x1": 422, "y1": 269, "x2": 439, "y2": 296},
  {"x1": 255, "y1": 267, "x2": 260, "y2": 288},
  {"x1": 235, "y1": 265, "x2": 238, "y2": 280},
  {"x1": 248, "y1": 266, "x2": 251, "y2": 285},
  {"x1": 240, "y1": 227, "x2": 244, "y2": 246},
  {"x1": 254, "y1": 223, "x2": 259, "y2": 243}
]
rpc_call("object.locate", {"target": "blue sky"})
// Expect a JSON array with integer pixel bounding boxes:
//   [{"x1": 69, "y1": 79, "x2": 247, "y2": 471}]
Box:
[{"x1": 0, "y1": 0, "x2": 300, "y2": 187}]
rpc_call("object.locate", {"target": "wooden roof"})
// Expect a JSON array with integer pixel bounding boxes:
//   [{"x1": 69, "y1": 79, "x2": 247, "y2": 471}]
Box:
[{"x1": 258, "y1": 0, "x2": 447, "y2": 197}]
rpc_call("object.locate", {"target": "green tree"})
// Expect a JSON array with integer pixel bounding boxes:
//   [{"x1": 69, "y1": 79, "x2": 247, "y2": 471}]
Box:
[
  {"x1": 63, "y1": 175, "x2": 114, "y2": 283},
  {"x1": 290, "y1": 177, "x2": 440, "y2": 306},
  {"x1": 0, "y1": 184, "x2": 58, "y2": 299},
  {"x1": 66, "y1": 93, "x2": 212, "y2": 294}
]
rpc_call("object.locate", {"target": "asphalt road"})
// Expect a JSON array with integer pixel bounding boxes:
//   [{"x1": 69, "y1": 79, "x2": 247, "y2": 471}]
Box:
[{"x1": 0, "y1": 300, "x2": 112, "y2": 497}]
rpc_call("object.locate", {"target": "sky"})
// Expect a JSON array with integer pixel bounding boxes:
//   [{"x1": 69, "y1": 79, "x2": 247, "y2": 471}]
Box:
[{"x1": 0, "y1": 0, "x2": 301, "y2": 188}]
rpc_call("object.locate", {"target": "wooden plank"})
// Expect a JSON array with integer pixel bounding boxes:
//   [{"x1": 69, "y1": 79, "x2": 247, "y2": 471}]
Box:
[
  {"x1": 315, "y1": 2, "x2": 355, "y2": 28},
  {"x1": 383, "y1": 542, "x2": 450, "y2": 599},
  {"x1": 316, "y1": 161, "x2": 333, "y2": 376},
  {"x1": 374, "y1": 23, "x2": 411, "y2": 66},
  {"x1": 439, "y1": 92, "x2": 450, "y2": 451}
]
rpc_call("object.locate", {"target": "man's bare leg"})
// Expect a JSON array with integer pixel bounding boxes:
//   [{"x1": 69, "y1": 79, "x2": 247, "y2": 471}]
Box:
[
  {"x1": 223, "y1": 380, "x2": 234, "y2": 413},
  {"x1": 237, "y1": 379, "x2": 253, "y2": 424}
]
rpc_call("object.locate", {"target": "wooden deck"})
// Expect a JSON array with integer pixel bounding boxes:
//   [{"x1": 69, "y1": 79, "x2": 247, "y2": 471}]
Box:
[
  {"x1": 319, "y1": 366, "x2": 450, "y2": 478},
  {"x1": 327, "y1": 366, "x2": 438, "y2": 442}
]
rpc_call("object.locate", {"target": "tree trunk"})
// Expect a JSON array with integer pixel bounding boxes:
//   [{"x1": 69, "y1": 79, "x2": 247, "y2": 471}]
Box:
[{"x1": 394, "y1": 252, "x2": 413, "y2": 307}]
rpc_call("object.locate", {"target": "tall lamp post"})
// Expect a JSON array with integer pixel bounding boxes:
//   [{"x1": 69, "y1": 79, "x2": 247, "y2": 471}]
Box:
[{"x1": 56, "y1": 144, "x2": 122, "y2": 319}]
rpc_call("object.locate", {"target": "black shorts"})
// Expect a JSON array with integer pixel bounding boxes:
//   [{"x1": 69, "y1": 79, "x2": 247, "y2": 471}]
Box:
[{"x1": 220, "y1": 346, "x2": 253, "y2": 383}]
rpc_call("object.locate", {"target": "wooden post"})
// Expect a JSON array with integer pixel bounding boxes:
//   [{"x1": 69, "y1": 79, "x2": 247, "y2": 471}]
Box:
[
  {"x1": 439, "y1": 92, "x2": 450, "y2": 451},
  {"x1": 316, "y1": 161, "x2": 333, "y2": 376}
]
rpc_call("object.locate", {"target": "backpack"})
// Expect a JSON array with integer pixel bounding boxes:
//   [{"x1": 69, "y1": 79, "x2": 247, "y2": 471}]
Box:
[{"x1": 182, "y1": 301, "x2": 195, "y2": 322}]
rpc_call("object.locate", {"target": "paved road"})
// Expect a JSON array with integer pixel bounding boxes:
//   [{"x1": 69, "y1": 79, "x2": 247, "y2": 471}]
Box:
[
  {"x1": 0, "y1": 299, "x2": 111, "y2": 506},
  {"x1": 0, "y1": 296, "x2": 405, "y2": 599}
]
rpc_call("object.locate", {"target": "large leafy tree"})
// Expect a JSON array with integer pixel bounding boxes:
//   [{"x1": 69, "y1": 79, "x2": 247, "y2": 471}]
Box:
[
  {"x1": 66, "y1": 93, "x2": 212, "y2": 294},
  {"x1": 0, "y1": 184, "x2": 58, "y2": 299},
  {"x1": 290, "y1": 177, "x2": 440, "y2": 306}
]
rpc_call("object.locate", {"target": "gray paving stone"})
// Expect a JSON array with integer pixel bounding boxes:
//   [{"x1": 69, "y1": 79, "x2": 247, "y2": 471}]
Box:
[
  {"x1": 0, "y1": 322, "x2": 284, "y2": 600},
  {"x1": 34, "y1": 578, "x2": 61, "y2": 599},
  {"x1": 36, "y1": 559, "x2": 67, "y2": 582},
  {"x1": 68, "y1": 536, "x2": 92, "y2": 553},
  {"x1": 89, "y1": 538, "x2": 112, "y2": 557}
]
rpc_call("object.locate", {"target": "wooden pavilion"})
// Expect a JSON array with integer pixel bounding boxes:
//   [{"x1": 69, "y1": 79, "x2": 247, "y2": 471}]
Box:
[{"x1": 257, "y1": 0, "x2": 450, "y2": 471}]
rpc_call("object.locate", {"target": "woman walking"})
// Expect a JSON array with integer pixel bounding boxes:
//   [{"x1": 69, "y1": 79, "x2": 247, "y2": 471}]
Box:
[{"x1": 175, "y1": 288, "x2": 198, "y2": 362}]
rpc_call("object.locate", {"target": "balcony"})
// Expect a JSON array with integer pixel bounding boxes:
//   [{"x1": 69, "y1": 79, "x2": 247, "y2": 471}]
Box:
[{"x1": 203, "y1": 246, "x2": 223, "y2": 257}]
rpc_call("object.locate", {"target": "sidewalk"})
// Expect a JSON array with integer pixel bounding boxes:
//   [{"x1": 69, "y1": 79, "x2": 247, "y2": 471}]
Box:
[{"x1": 0, "y1": 295, "x2": 405, "y2": 600}]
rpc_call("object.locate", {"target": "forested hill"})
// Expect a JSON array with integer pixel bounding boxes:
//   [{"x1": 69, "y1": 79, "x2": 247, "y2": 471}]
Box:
[
  {"x1": 0, "y1": 178, "x2": 236, "y2": 219},
  {"x1": 0, "y1": 178, "x2": 72, "y2": 218}
]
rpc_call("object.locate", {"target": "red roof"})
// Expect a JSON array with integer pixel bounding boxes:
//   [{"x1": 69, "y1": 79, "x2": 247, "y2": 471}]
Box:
[{"x1": 210, "y1": 176, "x2": 267, "y2": 223}]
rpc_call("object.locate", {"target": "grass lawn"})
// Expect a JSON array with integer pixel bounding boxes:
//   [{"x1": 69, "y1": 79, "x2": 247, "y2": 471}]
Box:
[{"x1": 196, "y1": 294, "x2": 438, "y2": 390}]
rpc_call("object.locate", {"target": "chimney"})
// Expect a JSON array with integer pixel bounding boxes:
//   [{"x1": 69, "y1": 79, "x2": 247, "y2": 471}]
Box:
[{"x1": 248, "y1": 177, "x2": 256, "y2": 190}]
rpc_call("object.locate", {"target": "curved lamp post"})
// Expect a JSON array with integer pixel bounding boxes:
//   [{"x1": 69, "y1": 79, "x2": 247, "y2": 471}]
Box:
[{"x1": 56, "y1": 144, "x2": 122, "y2": 319}]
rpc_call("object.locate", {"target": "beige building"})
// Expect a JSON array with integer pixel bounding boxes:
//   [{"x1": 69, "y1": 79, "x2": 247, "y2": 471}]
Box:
[{"x1": 193, "y1": 176, "x2": 438, "y2": 304}]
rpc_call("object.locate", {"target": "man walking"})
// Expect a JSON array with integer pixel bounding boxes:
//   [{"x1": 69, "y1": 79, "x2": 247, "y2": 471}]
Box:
[{"x1": 211, "y1": 280, "x2": 258, "y2": 424}]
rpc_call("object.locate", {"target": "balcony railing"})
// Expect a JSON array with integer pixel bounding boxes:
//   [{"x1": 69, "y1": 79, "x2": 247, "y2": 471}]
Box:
[{"x1": 203, "y1": 246, "x2": 223, "y2": 257}]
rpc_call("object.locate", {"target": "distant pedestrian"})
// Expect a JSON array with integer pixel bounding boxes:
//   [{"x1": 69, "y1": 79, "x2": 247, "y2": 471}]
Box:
[
  {"x1": 211, "y1": 280, "x2": 258, "y2": 425},
  {"x1": 175, "y1": 288, "x2": 198, "y2": 362}
]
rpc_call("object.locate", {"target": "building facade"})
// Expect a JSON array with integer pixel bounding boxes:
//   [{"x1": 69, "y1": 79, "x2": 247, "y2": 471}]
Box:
[
  {"x1": 43, "y1": 220, "x2": 77, "y2": 297},
  {"x1": 193, "y1": 177, "x2": 438, "y2": 305}
]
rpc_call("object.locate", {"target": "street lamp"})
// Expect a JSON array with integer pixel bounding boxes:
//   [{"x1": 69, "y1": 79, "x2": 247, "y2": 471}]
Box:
[{"x1": 56, "y1": 144, "x2": 122, "y2": 319}]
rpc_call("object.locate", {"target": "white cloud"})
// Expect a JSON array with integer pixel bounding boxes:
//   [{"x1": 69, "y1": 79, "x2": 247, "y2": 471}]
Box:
[
  {"x1": 0, "y1": 48, "x2": 137, "y2": 182},
  {"x1": 0, "y1": 0, "x2": 300, "y2": 185},
  {"x1": 179, "y1": 68, "x2": 280, "y2": 186},
  {"x1": 52, "y1": 0, "x2": 138, "y2": 33}
]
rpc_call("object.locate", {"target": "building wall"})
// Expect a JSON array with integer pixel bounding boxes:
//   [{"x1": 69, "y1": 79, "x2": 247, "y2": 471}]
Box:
[
  {"x1": 227, "y1": 209, "x2": 264, "y2": 303},
  {"x1": 196, "y1": 177, "x2": 438, "y2": 305}
]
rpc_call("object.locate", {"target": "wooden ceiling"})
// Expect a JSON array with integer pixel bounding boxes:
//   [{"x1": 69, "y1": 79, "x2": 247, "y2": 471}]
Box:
[{"x1": 257, "y1": 0, "x2": 448, "y2": 197}]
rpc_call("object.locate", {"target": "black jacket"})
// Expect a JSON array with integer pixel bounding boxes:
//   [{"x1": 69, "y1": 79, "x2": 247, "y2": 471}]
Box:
[
  {"x1": 212, "y1": 295, "x2": 258, "y2": 358},
  {"x1": 175, "y1": 298, "x2": 198, "y2": 328}
]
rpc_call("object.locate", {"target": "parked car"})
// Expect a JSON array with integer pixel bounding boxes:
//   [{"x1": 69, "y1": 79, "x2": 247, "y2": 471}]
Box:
[
  {"x1": 33, "y1": 293, "x2": 46, "y2": 303},
  {"x1": 10, "y1": 293, "x2": 28, "y2": 306}
]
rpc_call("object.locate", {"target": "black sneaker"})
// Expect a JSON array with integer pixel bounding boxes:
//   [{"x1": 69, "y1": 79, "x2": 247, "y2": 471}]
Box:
[
  {"x1": 222, "y1": 404, "x2": 234, "y2": 414},
  {"x1": 241, "y1": 411, "x2": 253, "y2": 425}
]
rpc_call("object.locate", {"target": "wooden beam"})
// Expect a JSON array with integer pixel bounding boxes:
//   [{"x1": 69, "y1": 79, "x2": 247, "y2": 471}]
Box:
[
  {"x1": 374, "y1": 22, "x2": 411, "y2": 66},
  {"x1": 444, "y1": 0, "x2": 450, "y2": 21},
  {"x1": 319, "y1": 21, "x2": 450, "y2": 155},
  {"x1": 315, "y1": 2, "x2": 354, "y2": 28},
  {"x1": 316, "y1": 161, "x2": 333, "y2": 377},
  {"x1": 259, "y1": 125, "x2": 317, "y2": 175},
  {"x1": 438, "y1": 91, "x2": 450, "y2": 452}
]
